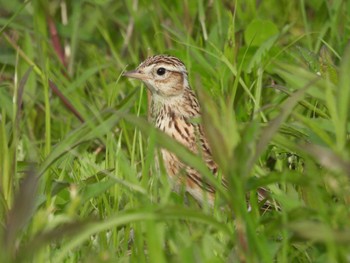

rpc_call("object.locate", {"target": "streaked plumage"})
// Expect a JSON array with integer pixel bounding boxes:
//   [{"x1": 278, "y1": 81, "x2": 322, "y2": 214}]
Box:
[{"x1": 123, "y1": 55, "x2": 262, "y2": 206}]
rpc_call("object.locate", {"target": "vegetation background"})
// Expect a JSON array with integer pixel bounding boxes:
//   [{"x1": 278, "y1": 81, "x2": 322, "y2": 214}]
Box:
[{"x1": 0, "y1": 0, "x2": 349, "y2": 262}]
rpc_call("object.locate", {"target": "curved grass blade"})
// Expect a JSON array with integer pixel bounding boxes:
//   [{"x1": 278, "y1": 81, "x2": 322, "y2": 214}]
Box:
[{"x1": 51, "y1": 207, "x2": 231, "y2": 263}]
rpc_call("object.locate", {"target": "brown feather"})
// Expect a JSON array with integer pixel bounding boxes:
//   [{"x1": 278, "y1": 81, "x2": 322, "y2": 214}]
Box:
[{"x1": 124, "y1": 54, "x2": 270, "y2": 207}]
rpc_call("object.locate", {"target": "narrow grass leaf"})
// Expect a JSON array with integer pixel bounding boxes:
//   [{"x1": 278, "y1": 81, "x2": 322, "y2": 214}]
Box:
[
  {"x1": 4, "y1": 165, "x2": 38, "y2": 254},
  {"x1": 122, "y1": 113, "x2": 230, "y2": 201},
  {"x1": 335, "y1": 44, "x2": 350, "y2": 151},
  {"x1": 38, "y1": 111, "x2": 121, "y2": 176},
  {"x1": 52, "y1": 207, "x2": 231, "y2": 263},
  {"x1": 251, "y1": 74, "x2": 316, "y2": 166}
]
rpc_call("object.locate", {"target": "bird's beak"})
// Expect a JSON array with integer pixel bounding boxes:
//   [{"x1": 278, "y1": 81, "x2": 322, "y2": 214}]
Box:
[{"x1": 122, "y1": 69, "x2": 146, "y2": 80}]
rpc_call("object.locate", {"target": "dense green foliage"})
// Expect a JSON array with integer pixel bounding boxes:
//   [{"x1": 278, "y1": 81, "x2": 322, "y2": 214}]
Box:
[{"x1": 0, "y1": 0, "x2": 349, "y2": 262}]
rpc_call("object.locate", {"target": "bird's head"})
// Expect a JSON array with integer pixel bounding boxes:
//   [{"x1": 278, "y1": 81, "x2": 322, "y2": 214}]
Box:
[{"x1": 123, "y1": 55, "x2": 189, "y2": 98}]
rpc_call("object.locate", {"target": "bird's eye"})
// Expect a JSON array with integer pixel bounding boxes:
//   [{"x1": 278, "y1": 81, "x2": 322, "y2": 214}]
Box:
[{"x1": 156, "y1": 67, "x2": 166, "y2": 76}]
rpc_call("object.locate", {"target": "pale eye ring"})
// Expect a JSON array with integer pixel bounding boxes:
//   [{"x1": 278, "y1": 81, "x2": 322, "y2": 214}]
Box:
[{"x1": 156, "y1": 67, "x2": 166, "y2": 75}]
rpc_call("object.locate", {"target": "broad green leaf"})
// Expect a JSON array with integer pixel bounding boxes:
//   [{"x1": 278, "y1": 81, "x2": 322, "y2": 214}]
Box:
[{"x1": 244, "y1": 19, "x2": 279, "y2": 46}]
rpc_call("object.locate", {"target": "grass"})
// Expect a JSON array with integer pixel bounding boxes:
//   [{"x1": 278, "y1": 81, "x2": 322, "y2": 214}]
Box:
[{"x1": 0, "y1": 0, "x2": 350, "y2": 262}]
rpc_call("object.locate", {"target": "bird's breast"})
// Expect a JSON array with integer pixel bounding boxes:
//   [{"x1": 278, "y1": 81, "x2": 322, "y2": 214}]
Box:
[{"x1": 153, "y1": 108, "x2": 198, "y2": 154}]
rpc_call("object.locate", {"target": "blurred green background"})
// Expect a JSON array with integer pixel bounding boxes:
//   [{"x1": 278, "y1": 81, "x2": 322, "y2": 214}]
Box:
[{"x1": 0, "y1": 0, "x2": 349, "y2": 262}]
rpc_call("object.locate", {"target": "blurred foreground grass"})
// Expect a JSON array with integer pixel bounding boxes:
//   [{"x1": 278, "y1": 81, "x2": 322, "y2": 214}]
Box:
[{"x1": 0, "y1": 0, "x2": 350, "y2": 262}]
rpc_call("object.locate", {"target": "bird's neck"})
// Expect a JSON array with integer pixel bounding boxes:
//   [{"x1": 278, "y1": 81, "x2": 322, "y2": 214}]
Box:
[
  {"x1": 150, "y1": 88, "x2": 200, "y2": 126},
  {"x1": 150, "y1": 94, "x2": 183, "y2": 122}
]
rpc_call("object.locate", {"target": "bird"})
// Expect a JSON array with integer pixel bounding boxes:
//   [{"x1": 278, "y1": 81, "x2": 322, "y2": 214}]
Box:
[{"x1": 123, "y1": 54, "x2": 266, "y2": 207}]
